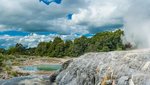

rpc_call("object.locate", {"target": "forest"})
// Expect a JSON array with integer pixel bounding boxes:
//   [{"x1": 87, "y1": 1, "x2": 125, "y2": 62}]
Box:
[{"x1": 0, "y1": 29, "x2": 129, "y2": 57}]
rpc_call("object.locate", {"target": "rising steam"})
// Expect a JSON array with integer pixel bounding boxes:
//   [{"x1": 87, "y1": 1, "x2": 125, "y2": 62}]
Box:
[{"x1": 123, "y1": 0, "x2": 150, "y2": 48}]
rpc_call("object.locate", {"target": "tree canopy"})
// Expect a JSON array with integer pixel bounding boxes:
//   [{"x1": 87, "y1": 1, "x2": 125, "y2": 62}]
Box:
[{"x1": 0, "y1": 30, "x2": 127, "y2": 57}]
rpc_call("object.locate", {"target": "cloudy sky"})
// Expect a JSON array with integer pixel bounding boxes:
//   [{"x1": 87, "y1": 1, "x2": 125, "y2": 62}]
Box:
[{"x1": 0, "y1": 0, "x2": 131, "y2": 48}]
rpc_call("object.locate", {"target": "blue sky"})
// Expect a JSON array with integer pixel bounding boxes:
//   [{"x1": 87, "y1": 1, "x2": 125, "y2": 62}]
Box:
[{"x1": 0, "y1": 0, "x2": 128, "y2": 48}]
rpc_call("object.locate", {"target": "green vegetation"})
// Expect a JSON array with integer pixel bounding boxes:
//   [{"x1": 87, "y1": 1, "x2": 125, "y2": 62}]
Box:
[
  {"x1": 0, "y1": 30, "x2": 130, "y2": 79},
  {"x1": 0, "y1": 30, "x2": 127, "y2": 57},
  {"x1": 0, "y1": 54, "x2": 31, "y2": 79}
]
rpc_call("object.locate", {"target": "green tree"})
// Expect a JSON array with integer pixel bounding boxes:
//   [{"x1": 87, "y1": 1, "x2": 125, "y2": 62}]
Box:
[
  {"x1": 7, "y1": 47, "x2": 16, "y2": 55},
  {"x1": 0, "y1": 54, "x2": 5, "y2": 66},
  {"x1": 48, "y1": 37, "x2": 64, "y2": 57},
  {"x1": 15, "y1": 43, "x2": 25, "y2": 54},
  {"x1": 35, "y1": 42, "x2": 48, "y2": 56},
  {"x1": 70, "y1": 36, "x2": 88, "y2": 57},
  {"x1": 0, "y1": 48, "x2": 6, "y2": 54},
  {"x1": 5, "y1": 29, "x2": 126, "y2": 57},
  {"x1": 64, "y1": 40, "x2": 73, "y2": 56},
  {"x1": 52, "y1": 42, "x2": 65, "y2": 57},
  {"x1": 101, "y1": 46, "x2": 110, "y2": 52}
]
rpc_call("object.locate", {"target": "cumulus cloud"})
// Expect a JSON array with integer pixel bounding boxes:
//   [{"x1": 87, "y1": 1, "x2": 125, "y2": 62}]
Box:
[
  {"x1": 0, "y1": 33, "x2": 81, "y2": 49},
  {"x1": 0, "y1": 0, "x2": 127, "y2": 34},
  {"x1": 71, "y1": 0, "x2": 129, "y2": 33},
  {"x1": 0, "y1": 0, "x2": 88, "y2": 34},
  {"x1": 0, "y1": 25, "x2": 7, "y2": 30}
]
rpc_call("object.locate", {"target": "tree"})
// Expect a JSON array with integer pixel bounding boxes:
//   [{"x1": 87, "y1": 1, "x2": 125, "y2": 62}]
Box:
[
  {"x1": 53, "y1": 42, "x2": 65, "y2": 57},
  {"x1": 7, "y1": 43, "x2": 25, "y2": 55},
  {"x1": 5, "y1": 29, "x2": 126, "y2": 57},
  {"x1": 101, "y1": 46, "x2": 110, "y2": 52},
  {"x1": 69, "y1": 36, "x2": 88, "y2": 57},
  {"x1": 0, "y1": 54, "x2": 5, "y2": 66},
  {"x1": 64, "y1": 40, "x2": 73, "y2": 56},
  {"x1": 49, "y1": 37, "x2": 64, "y2": 57},
  {"x1": 15, "y1": 43, "x2": 26, "y2": 54},
  {"x1": 35, "y1": 42, "x2": 48, "y2": 56},
  {"x1": 25, "y1": 47, "x2": 36, "y2": 55},
  {"x1": 7, "y1": 47, "x2": 16, "y2": 55},
  {"x1": 0, "y1": 48, "x2": 6, "y2": 54},
  {"x1": 53, "y1": 37, "x2": 63, "y2": 46}
]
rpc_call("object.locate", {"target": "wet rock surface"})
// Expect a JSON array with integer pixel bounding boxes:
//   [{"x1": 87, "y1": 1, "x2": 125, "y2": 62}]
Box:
[{"x1": 55, "y1": 49, "x2": 150, "y2": 85}]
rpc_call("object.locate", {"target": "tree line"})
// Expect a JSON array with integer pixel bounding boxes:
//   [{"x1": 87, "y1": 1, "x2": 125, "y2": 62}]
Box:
[{"x1": 0, "y1": 30, "x2": 129, "y2": 57}]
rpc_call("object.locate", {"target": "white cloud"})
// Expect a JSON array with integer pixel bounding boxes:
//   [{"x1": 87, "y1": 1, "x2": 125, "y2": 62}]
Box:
[
  {"x1": 0, "y1": 33, "x2": 81, "y2": 48},
  {"x1": 72, "y1": 0, "x2": 129, "y2": 28},
  {"x1": 0, "y1": 25, "x2": 7, "y2": 30},
  {"x1": 0, "y1": 0, "x2": 128, "y2": 34}
]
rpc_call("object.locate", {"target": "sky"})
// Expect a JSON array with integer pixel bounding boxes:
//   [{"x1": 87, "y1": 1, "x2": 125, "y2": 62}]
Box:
[{"x1": 0, "y1": 0, "x2": 130, "y2": 48}]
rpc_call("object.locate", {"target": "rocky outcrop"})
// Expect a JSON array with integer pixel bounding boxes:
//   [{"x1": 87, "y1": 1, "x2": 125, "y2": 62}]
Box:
[
  {"x1": 49, "y1": 59, "x2": 73, "y2": 85},
  {"x1": 55, "y1": 49, "x2": 150, "y2": 85}
]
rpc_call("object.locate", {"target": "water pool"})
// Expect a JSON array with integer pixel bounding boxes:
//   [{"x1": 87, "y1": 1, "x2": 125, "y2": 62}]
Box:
[
  {"x1": 21, "y1": 64, "x2": 62, "y2": 71},
  {"x1": 37, "y1": 64, "x2": 62, "y2": 71},
  {"x1": 21, "y1": 66, "x2": 38, "y2": 71}
]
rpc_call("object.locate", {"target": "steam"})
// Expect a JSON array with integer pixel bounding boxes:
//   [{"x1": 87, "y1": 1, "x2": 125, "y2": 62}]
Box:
[{"x1": 123, "y1": 0, "x2": 150, "y2": 48}]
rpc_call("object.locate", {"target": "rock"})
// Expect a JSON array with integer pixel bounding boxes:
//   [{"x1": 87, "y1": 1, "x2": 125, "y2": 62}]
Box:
[
  {"x1": 60, "y1": 59, "x2": 73, "y2": 71},
  {"x1": 142, "y1": 61, "x2": 150, "y2": 71},
  {"x1": 49, "y1": 59, "x2": 73, "y2": 85},
  {"x1": 0, "y1": 76, "x2": 50, "y2": 85},
  {"x1": 18, "y1": 78, "x2": 45, "y2": 85},
  {"x1": 128, "y1": 75, "x2": 134, "y2": 85},
  {"x1": 112, "y1": 79, "x2": 116, "y2": 85},
  {"x1": 118, "y1": 76, "x2": 129, "y2": 85},
  {"x1": 129, "y1": 79, "x2": 134, "y2": 85},
  {"x1": 55, "y1": 49, "x2": 150, "y2": 85},
  {"x1": 50, "y1": 72, "x2": 58, "y2": 83},
  {"x1": 106, "y1": 80, "x2": 113, "y2": 85},
  {"x1": 0, "y1": 80, "x2": 6, "y2": 84}
]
